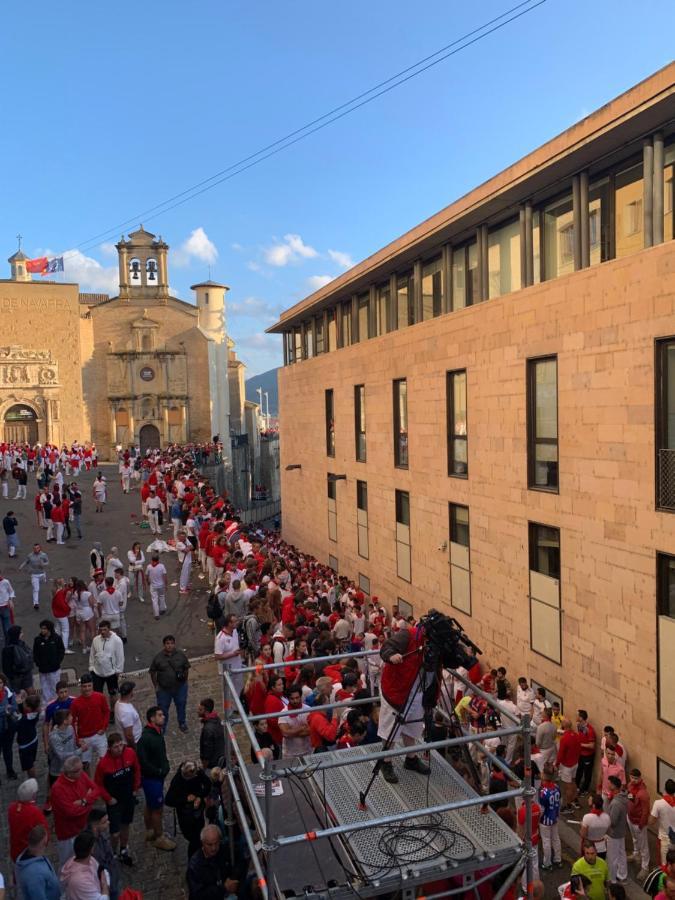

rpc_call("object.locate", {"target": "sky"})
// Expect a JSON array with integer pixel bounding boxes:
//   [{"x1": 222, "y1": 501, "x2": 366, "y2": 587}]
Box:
[{"x1": 1, "y1": 1, "x2": 672, "y2": 376}]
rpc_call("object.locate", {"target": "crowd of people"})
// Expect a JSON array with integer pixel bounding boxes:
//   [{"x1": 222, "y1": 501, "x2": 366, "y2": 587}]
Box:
[{"x1": 0, "y1": 439, "x2": 674, "y2": 900}]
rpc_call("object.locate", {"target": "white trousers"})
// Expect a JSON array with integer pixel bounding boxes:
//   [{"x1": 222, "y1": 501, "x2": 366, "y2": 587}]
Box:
[
  {"x1": 31, "y1": 572, "x2": 46, "y2": 605},
  {"x1": 179, "y1": 554, "x2": 192, "y2": 590},
  {"x1": 80, "y1": 731, "x2": 108, "y2": 767},
  {"x1": 148, "y1": 509, "x2": 160, "y2": 533},
  {"x1": 39, "y1": 670, "x2": 61, "y2": 704},
  {"x1": 55, "y1": 522, "x2": 65, "y2": 544},
  {"x1": 57, "y1": 837, "x2": 75, "y2": 870},
  {"x1": 55, "y1": 616, "x2": 70, "y2": 649},
  {"x1": 606, "y1": 835, "x2": 628, "y2": 881},
  {"x1": 521, "y1": 851, "x2": 540, "y2": 892},
  {"x1": 150, "y1": 586, "x2": 167, "y2": 617},
  {"x1": 627, "y1": 820, "x2": 649, "y2": 869},
  {"x1": 539, "y1": 822, "x2": 562, "y2": 866}
]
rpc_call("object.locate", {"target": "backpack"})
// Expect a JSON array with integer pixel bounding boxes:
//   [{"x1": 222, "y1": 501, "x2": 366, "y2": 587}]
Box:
[
  {"x1": 13, "y1": 643, "x2": 33, "y2": 676},
  {"x1": 206, "y1": 592, "x2": 221, "y2": 621},
  {"x1": 237, "y1": 615, "x2": 256, "y2": 654},
  {"x1": 643, "y1": 866, "x2": 665, "y2": 897}
]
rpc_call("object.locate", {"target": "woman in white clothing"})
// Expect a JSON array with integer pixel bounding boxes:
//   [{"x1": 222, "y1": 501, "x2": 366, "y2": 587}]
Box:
[
  {"x1": 72, "y1": 580, "x2": 96, "y2": 652},
  {"x1": 127, "y1": 542, "x2": 146, "y2": 602}
]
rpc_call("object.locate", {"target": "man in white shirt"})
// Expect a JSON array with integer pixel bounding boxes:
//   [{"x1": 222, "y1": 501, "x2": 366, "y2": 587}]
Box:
[
  {"x1": 146, "y1": 488, "x2": 163, "y2": 534},
  {"x1": 146, "y1": 555, "x2": 168, "y2": 620},
  {"x1": 120, "y1": 463, "x2": 133, "y2": 494},
  {"x1": 498, "y1": 690, "x2": 521, "y2": 763},
  {"x1": 532, "y1": 687, "x2": 552, "y2": 726},
  {"x1": 214, "y1": 614, "x2": 243, "y2": 697},
  {"x1": 279, "y1": 685, "x2": 311, "y2": 757},
  {"x1": 650, "y1": 779, "x2": 675, "y2": 863},
  {"x1": 516, "y1": 677, "x2": 536, "y2": 718},
  {"x1": 89, "y1": 620, "x2": 125, "y2": 706},
  {"x1": 113, "y1": 568, "x2": 130, "y2": 642},
  {"x1": 114, "y1": 680, "x2": 143, "y2": 748},
  {"x1": 0, "y1": 573, "x2": 16, "y2": 638},
  {"x1": 97, "y1": 577, "x2": 123, "y2": 631}
]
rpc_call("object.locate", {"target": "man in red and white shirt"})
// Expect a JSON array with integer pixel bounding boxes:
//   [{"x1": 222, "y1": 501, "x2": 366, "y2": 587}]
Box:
[{"x1": 557, "y1": 718, "x2": 582, "y2": 812}]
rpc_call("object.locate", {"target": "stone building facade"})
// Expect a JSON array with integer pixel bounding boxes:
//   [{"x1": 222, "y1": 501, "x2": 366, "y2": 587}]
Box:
[{"x1": 270, "y1": 66, "x2": 675, "y2": 793}]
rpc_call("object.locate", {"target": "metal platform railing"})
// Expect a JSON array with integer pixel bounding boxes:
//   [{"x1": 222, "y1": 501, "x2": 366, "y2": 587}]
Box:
[{"x1": 219, "y1": 647, "x2": 536, "y2": 900}]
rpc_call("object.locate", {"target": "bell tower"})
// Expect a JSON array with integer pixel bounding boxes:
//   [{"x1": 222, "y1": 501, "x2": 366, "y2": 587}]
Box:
[
  {"x1": 8, "y1": 249, "x2": 30, "y2": 282},
  {"x1": 116, "y1": 225, "x2": 169, "y2": 303}
]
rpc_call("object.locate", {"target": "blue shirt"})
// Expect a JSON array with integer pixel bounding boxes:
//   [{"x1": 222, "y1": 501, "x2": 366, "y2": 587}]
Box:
[
  {"x1": 44, "y1": 695, "x2": 74, "y2": 724},
  {"x1": 538, "y1": 781, "x2": 561, "y2": 825}
]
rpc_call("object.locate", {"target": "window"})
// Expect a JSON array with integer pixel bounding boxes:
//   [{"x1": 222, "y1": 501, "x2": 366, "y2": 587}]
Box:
[
  {"x1": 294, "y1": 329, "x2": 303, "y2": 362},
  {"x1": 305, "y1": 324, "x2": 314, "y2": 359},
  {"x1": 141, "y1": 332, "x2": 152, "y2": 351},
  {"x1": 397, "y1": 598, "x2": 413, "y2": 618},
  {"x1": 543, "y1": 193, "x2": 574, "y2": 279},
  {"x1": 355, "y1": 384, "x2": 366, "y2": 462},
  {"x1": 664, "y1": 144, "x2": 674, "y2": 241},
  {"x1": 327, "y1": 476, "x2": 338, "y2": 542},
  {"x1": 357, "y1": 480, "x2": 369, "y2": 559},
  {"x1": 449, "y1": 503, "x2": 471, "y2": 615},
  {"x1": 358, "y1": 573, "x2": 371, "y2": 596},
  {"x1": 375, "y1": 281, "x2": 391, "y2": 336},
  {"x1": 422, "y1": 256, "x2": 443, "y2": 320},
  {"x1": 530, "y1": 680, "x2": 563, "y2": 713},
  {"x1": 527, "y1": 357, "x2": 558, "y2": 491},
  {"x1": 285, "y1": 332, "x2": 294, "y2": 364},
  {"x1": 614, "y1": 163, "x2": 644, "y2": 259},
  {"x1": 325, "y1": 389, "x2": 335, "y2": 457},
  {"x1": 328, "y1": 554, "x2": 338, "y2": 572},
  {"x1": 656, "y1": 338, "x2": 675, "y2": 511},
  {"x1": 393, "y1": 378, "x2": 408, "y2": 468},
  {"x1": 451, "y1": 243, "x2": 478, "y2": 310},
  {"x1": 488, "y1": 219, "x2": 521, "y2": 298},
  {"x1": 657, "y1": 553, "x2": 675, "y2": 725},
  {"x1": 204, "y1": 292, "x2": 209, "y2": 305},
  {"x1": 396, "y1": 271, "x2": 414, "y2": 329},
  {"x1": 358, "y1": 293, "x2": 370, "y2": 342},
  {"x1": 316, "y1": 316, "x2": 325, "y2": 354},
  {"x1": 395, "y1": 490, "x2": 411, "y2": 582},
  {"x1": 589, "y1": 179, "x2": 610, "y2": 267},
  {"x1": 340, "y1": 302, "x2": 351, "y2": 347},
  {"x1": 528, "y1": 523, "x2": 561, "y2": 664},
  {"x1": 447, "y1": 370, "x2": 468, "y2": 477},
  {"x1": 327, "y1": 309, "x2": 336, "y2": 351},
  {"x1": 657, "y1": 758, "x2": 675, "y2": 794}
]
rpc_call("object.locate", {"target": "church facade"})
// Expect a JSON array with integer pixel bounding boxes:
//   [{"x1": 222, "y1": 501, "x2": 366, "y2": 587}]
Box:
[{"x1": 1, "y1": 227, "x2": 233, "y2": 458}]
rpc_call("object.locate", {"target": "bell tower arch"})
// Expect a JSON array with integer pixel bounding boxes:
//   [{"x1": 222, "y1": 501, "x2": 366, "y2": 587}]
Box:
[{"x1": 116, "y1": 225, "x2": 169, "y2": 303}]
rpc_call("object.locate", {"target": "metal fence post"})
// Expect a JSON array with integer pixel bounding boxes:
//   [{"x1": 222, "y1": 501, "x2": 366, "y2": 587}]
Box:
[
  {"x1": 261, "y1": 752, "x2": 278, "y2": 898},
  {"x1": 222, "y1": 671, "x2": 236, "y2": 868}
]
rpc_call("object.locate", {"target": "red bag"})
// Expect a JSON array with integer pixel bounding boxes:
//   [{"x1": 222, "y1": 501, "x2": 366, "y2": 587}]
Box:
[{"x1": 119, "y1": 890, "x2": 143, "y2": 900}]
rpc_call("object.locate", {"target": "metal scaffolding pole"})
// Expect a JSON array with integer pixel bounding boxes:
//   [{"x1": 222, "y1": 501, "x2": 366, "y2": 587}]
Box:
[{"x1": 227, "y1": 770, "x2": 269, "y2": 900}]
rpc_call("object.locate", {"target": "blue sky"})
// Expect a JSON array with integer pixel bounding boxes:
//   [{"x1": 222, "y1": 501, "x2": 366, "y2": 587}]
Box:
[{"x1": 1, "y1": 1, "x2": 672, "y2": 376}]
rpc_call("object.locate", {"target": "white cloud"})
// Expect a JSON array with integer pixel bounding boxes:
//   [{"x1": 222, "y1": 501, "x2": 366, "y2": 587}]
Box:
[
  {"x1": 60, "y1": 249, "x2": 119, "y2": 294},
  {"x1": 307, "y1": 274, "x2": 333, "y2": 291},
  {"x1": 228, "y1": 296, "x2": 282, "y2": 320},
  {"x1": 234, "y1": 331, "x2": 283, "y2": 378},
  {"x1": 173, "y1": 227, "x2": 218, "y2": 267},
  {"x1": 327, "y1": 249, "x2": 353, "y2": 268},
  {"x1": 231, "y1": 242, "x2": 244, "y2": 252},
  {"x1": 99, "y1": 242, "x2": 117, "y2": 257},
  {"x1": 247, "y1": 260, "x2": 262, "y2": 272},
  {"x1": 263, "y1": 233, "x2": 318, "y2": 267}
]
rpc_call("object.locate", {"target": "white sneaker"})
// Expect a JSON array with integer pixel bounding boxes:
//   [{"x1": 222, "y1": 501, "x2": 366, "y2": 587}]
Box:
[
  {"x1": 65, "y1": 649, "x2": 75, "y2": 655},
  {"x1": 139, "y1": 596, "x2": 145, "y2": 603}
]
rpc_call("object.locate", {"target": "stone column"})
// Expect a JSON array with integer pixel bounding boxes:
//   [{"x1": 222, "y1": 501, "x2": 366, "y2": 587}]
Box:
[
  {"x1": 45, "y1": 398, "x2": 52, "y2": 444},
  {"x1": 580, "y1": 171, "x2": 590, "y2": 269},
  {"x1": 653, "y1": 132, "x2": 664, "y2": 245},
  {"x1": 572, "y1": 173, "x2": 582, "y2": 270},
  {"x1": 117, "y1": 242, "x2": 129, "y2": 300},
  {"x1": 644, "y1": 139, "x2": 654, "y2": 248}
]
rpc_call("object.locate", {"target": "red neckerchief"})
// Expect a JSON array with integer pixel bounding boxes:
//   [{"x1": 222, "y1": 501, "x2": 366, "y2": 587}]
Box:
[
  {"x1": 106, "y1": 587, "x2": 115, "y2": 594},
  {"x1": 663, "y1": 793, "x2": 675, "y2": 807},
  {"x1": 540, "y1": 780, "x2": 556, "y2": 789},
  {"x1": 148, "y1": 723, "x2": 162, "y2": 734}
]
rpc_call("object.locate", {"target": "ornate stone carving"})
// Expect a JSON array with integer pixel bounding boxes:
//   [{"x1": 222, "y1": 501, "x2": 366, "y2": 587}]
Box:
[{"x1": 0, "y1": 346, "x2": 59, "y2": 388}]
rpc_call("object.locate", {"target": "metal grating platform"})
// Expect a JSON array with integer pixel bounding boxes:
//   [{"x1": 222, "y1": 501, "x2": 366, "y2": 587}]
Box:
[{"x1": 309, "y1": 744, "x2": 522, "y2": 883}]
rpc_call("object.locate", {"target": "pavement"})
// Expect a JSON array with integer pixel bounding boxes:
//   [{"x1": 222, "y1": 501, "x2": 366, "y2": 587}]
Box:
[{"x1": 0, "y1": 464, "x2": 215, "y2": 673}]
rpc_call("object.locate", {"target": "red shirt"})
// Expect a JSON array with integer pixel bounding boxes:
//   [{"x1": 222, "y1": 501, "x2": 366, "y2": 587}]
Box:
[
  {"x1": 52, "y1": 588, "x2": 71, "y2": 619},
  {"x1": 70, "y1": 692, "x2": 110, "y2": 738},
  {"x1": 51, "y1": 772, "x2": 101, "y2": 839},
  {"x1": 8, "y1": 800, "x2": 49, "y2": 861},
  {"x1": 263, "y1": 693, "x2": 285, "y2": 746},
  {"x1": 578, "y1": 723, "x2": 596, "y2": 758},
  {"x1": 517, "y1": 801, "x2": 541, "y2": 845},
  {"x1": 557, "y1": 730, "x2": 581, "y2": 768},
  {"x1": 94, "y1": 747, "x2": 141, "y2": 803}
]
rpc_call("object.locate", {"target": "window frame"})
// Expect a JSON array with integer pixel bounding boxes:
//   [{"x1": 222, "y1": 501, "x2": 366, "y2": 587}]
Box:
[
  {"x1": 358, "y1": 573, "x2": 371, "y2": 596},
  {"x1": 393, "y1": 378, "x2": 409, "y2": 469},
  {"x1": 325, "y1": 389, "x2": 335, "y2": 458},
  {"x1": 354, "y1": 384, "x2": 366, "y2": 463},
  {"x1": 327, "y1": 474, "x2": 338, "y2": 543},
  {"x1": 655, "y1": 336, "x2": 675, "y2": 512},
  {"x1": 395, "y1": 270, "x2": 415, "y2": 330},
  {"x1": 395, "y1": 489, "x2": 411, "y2": 583},
  {"x1": 449, "y1": 502, "x2": 471, "y2": 616},
  {"x1": 656, "y1": 551, "x2": 675, "y2": 726},
  {"x1": 446, "y1": 369, "x2": 468, "y2": 478},
  {"x1": 527, "y1": 355, "x2": 559, "y2": 493},
  {"x1": 528, "y1": 521, "x2": 562, "y2": 665},
  {"x1": 356, "y1": 479, "x2": 369, "y2": 560}
]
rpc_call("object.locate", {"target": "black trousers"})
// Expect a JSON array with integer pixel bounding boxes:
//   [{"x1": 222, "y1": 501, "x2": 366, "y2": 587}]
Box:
[
  {"x1": 91, "y1": 672, "x2": 119, "y2": 698},
  {"x1": 575, "y1": 754, "x2": 594, "y2": 793}
]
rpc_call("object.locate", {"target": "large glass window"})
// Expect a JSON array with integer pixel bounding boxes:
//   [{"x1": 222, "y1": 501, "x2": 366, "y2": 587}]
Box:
[
  {"x1": 657, "y1": 552, "x2": 675, "y2": 725},
  {"x1": 527, "y1": 357, "x2": 558, "y2": 491},
  {"x1": 375, "y1": 281, "x2": 390, "y2": 336},
  {"x1": 449, "y1": 503, "x2": 471, "y2": 615},
  {"x1": 665, "y1": 144, "x2": 675, "y2": 242},
  {"x1": 396, "y1": 271, "x2": 414, "y2": 329},
  {"x1": 294, "y1": 329, "x2": 303, "y2": 362},
  {"x1": 340, "y1": 302, "x2": 351, "y2": 347},
  {"x1": 615, "y1": 163, "x2": 644, "y2": 259},
  {"x1": 315, "y1": 316, "x2": 325, "y2": 354},
  {"x1": 327, "y1": 476, "x2": 337, "y2": 542},
  {"x1": 488, "y1": 219, "x2": 521, "y2": 298},
  {"x1": 357, "y1": 293, "x2": 370, "y2": 342},
  {"x1": 422, "y1": 256, "x2": 443, "y2": 320},
  {"x1": 589, "y1": 178, "x2": 610, "y2": 267},
  {"x1": 325, "y1": 389, "x2": 335, "y2": 458},
  {"x1": 395, "y1": 490, "x2": 411, "y2": 582},
  {"x1": 529, "y1": 523, "x2": 561, "y2": 664},
  {"x1": 451, "y1": 243, "x2": 478, "y2": 310},
  {"x1": 355, "y1": 384, "x2": 366, "y2": 462},
  {"x1": 446, "y1": 370, "x2": 468, "y2": 477},
  {"x1": 357, "y1": 480, "x2": 369, "y2": 559},
  {"x1": 393, "y1": 378, "x2": 408, "y2": 468},
  {"x1": 656, "y1": 338, "x2": 675, "y2": 511},
  {"x1": 305, "y1": 323, "x2": 314, "y2": 359},
  {"x1": 543, "y1": 193, "x2": 574, "y2": 280}
]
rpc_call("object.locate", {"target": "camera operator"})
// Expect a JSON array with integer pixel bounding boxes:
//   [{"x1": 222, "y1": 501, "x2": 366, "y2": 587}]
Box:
[{"x1": 377, "y1": 619, "x2": 431, "y2": 784}]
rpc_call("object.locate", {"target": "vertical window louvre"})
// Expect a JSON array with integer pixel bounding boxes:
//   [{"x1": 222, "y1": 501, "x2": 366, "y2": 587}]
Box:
[
  {"x1": 527, "y1": 357, "x2": 558, "y2": 491},
  {"x1": 316, "y1": 316, "x2": 325, "y2": 354},
  {"x1": 376, "y1": 282, "x2": 390, "y2": 336},
  {"x1": 447, "y1": 370, "x2": 468, "y2": 477},
  {"x1": 449, "y1": 503, "x2": 471, "y2": 615},
  {"x1": 341, "y1": 302, "x2": 352, "y2": 346},
  {"x1": 488, "y1": 219, "x2": 521, "y2": 298},
  {"x1": 357, "y1": 479, "x2": 369, "y2": 559},
  {"x1": 396, "y1": 272, "x2": 414, "y2": 329},
  {"x1": 656, "y1": 338, "x2": 675, "y2": 511},
  {"x1": 657, "y1": 553, "x2": 675, "y2": 725},
  {"x1": 358, "y1": 293, "x2": 370, "y2": 342},
  {"x1": 528, "y1": 523, "x2": 561, "y2": 664},
  {"x1": 395, "y1": 490, "x2": 411, "y2": 582},
  {"x1": 355, "y1": 385, "x2": 366, "y2": 462},
  {"x1": 325, "y1": 389, "x2": 335, "y2": 458},
  {"x1": 327, "y1": 476, "x2": 338, "y2": 542},
  {"x1": 422, "y1": 256, "x2": 443, "y2": 320},
  {"x1": 393, "y1": 379, "x2": 408, "y2": 468},
  {"x1": 327, "y1": 309, "x2": 336, "y2": 351},
  {"x1": 542, "y1": 193, "x2": 574, "y2": 280}
]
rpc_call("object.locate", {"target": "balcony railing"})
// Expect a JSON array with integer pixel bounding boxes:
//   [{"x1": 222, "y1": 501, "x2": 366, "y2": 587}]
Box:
[{"x1": 658, "y1": 448, "x2": 675, "y2": 511}]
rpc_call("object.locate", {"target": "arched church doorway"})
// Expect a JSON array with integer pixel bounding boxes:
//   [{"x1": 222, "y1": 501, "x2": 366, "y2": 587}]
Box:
[
  {"x1": 4, "y1": 404, "x2": 38, "y2": 444},
  {"x1": 139, "y1": 423, "x2": 160, "y2": 455}
]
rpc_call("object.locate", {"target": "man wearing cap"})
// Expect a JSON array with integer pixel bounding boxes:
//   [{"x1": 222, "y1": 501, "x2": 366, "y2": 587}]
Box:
[{"x1": 114, "y1": 681, "x2": 143, "y2": 749}]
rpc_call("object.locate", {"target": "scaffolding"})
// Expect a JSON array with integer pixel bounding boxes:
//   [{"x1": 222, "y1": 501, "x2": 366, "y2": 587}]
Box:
[{"x1": 220, "y1": 649, "x2": 536, "y2": 900}]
